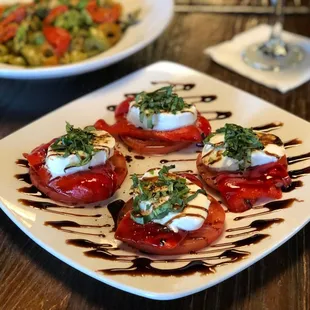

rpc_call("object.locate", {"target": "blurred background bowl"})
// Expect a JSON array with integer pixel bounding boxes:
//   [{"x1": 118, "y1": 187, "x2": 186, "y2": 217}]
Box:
[{"x1": 0, "y1": 0, "x2": 174, "y2": 79}]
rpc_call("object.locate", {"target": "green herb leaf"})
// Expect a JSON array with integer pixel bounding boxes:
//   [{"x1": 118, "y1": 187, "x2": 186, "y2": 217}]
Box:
[
  {"x1": 130, "y1": 165, "x2": 203, "y2": 225},
  {"x1": 50, "y1": 122, "x2": 99, "y2": 169},
  {"x1": 204, "y1": 123, "x2": 264, "y2": 170}
]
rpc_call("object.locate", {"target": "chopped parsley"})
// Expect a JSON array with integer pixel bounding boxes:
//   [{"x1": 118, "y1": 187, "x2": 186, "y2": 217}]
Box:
[
  {"x1": 130, "y1": 165, "x2": 205, "y2": 225},
  {"x1": 50, "y1": 122, "x2": 99, "y2": 169},
  {"x1": 204, "y1": 123, "x2": 264, "y2": 170},
  {"x1": 133, "y1": 86, "x2": 192, "y2": 129}
]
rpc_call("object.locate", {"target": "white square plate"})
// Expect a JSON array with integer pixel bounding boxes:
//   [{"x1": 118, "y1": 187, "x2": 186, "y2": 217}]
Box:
[{"x1": 0, "y1": 61, "x2": 309, "y2": 300}]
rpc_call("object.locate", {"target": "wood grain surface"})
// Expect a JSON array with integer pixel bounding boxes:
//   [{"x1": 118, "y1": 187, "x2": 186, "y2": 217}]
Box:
[{"x1": 0, "y1": 12, "x2": 309, "y2": 310}]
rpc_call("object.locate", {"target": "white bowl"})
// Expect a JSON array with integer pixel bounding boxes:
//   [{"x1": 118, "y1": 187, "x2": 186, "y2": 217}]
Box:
[{"x1": 0, "y1": 0, "x2": 174, "y2": 79}]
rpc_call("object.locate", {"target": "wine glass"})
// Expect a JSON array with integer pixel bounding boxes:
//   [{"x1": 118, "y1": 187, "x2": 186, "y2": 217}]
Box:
[{"x1": 242, "y1": 0, "x2": 305, "y2": 71}]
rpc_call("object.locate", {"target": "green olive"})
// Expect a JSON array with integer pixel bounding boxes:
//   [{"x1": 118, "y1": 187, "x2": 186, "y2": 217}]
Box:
[{"x1": 0, "y1": 45, "x2": 9, "y2": 56}]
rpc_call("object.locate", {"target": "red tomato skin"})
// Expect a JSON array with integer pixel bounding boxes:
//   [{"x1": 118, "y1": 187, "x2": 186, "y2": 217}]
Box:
[
  {"x1": 0, "y1": 23, "x2": 18, "y2": 43},
  {"x1": 115, "y1": 196, "x2": 225, "y2": 255},
  {"x1": 115, "y1": 97, "x2": 133, "y2": 120},
  {"x1": 87, "y1": 1, "x2": 122, "y2": 23},
  {"x1": 43, "y1": 26, "x2": 71, "y2": 56},
  {"x1": 94, "y1": 116, "x2": 210, "y2": 143},
  {"x1": 44, "y1": 5, "x2": 68, "y2": 25},
  {"x1": 197, "y1": 153, "x2": 291, "y2": 213},
  {"x1": 24, "y1": 141, "x2": 127, "y2": 205},
  {"x1": 0, "y1": 6, "x2": 27, "y2": 26},
  {"x1": 120, "y1": 135, "x2": 192, "y2": 155}
]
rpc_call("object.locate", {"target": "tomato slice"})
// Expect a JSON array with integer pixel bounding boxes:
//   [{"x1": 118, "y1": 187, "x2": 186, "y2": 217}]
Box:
[
  {"x1": 24, "y1": 141, "x2": 127, "y2": 205},
  {"x1": 44, "y1": 5, "x2": 68, "y2": 25},
  {"x1": 87, "y1": 1, "x2": 122, "y2": 23},
  {"x1": 115, "y1": 204, "x2": 188, "y2": 252},
  {"x1": 120, "y1": 135, "x2": 192, "y2": 155},
  {"x1": 115, "y1": 97, "x2": 133, "y2": 121},
  {"x1": 106, "y1": 97, "x2": 212, "y2": 142},
  {"x1": 43, "y1": 26, "x2": 71, "y2": 56},
  {"x1": 217, "y1": 177, "x2": 283, "y2": 213},
  {"x1": 115, "y1": 196, "x2": 225, "y2": 255},
  {"x1": 94, "y1": 115, "x2": 210, "y2": 143},
  {"x1": 197, "y1": 156, "x2": 291, "y2": 213}
]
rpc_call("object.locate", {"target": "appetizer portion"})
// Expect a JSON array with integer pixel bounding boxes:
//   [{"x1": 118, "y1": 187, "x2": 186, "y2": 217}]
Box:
[
  {"x1": 197, "y1": 123, "x2": 291, "y2": 212},
  {"x1": 24, "y1": 122, "x2": 127, "y2": 205},
  {"x1": 115, "y1": 165, "x2": 225, "y2": 255},
  {"x1": 94, "y1": 86, "x2": 212, "y2": 154},
  {"x1": 0, "y1": 0, "x2": 138, "y2": 67}
]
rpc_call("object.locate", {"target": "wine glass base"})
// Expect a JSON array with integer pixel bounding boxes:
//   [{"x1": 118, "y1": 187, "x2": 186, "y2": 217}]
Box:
[{"x1": 243, "y1": 42, "x2": 305, "y2": 71}]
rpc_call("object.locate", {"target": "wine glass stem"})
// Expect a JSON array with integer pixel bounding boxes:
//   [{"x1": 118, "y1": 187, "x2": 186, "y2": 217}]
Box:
[{"x1": 269, "y1": 0, "x2": 284, "y2": 43}]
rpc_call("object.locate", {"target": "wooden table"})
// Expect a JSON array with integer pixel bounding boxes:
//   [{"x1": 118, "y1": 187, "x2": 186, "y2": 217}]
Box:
[{"x1": 0, "y1": 11, "x2": 309, "y2": 310}]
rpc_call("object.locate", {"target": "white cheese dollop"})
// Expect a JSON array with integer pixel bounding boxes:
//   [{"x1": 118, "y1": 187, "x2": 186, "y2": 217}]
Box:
[
  {"x1": 137, "y1": 169, "x2": 211, "y2": 233},
  {"x1": 202, "y1": 132, "x2": 285, "y2": 172},
  {"x1": 126, "y1": 101, "x2": 197, "y2": 131},
  {"x1": 46, "y1": 130, "x2": 115, "y2": 179}
]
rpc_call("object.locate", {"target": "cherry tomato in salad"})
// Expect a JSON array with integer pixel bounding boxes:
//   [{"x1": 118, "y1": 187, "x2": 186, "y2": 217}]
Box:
[
  {"x1": 0, "y1": 23, "x2": 18, "y2": 43},
  {"x1": 43, "y1": 26, "x2": 71, "y2": 56},
  {"x1": 87, "y1": 1, "x2": 122, "y2": 23},
  {"x1": 43, "y1": 5, "x2": 69, "y2": 25},
  {"x1": 0, "y1": 6, "x2": 27, "y2": 27}
]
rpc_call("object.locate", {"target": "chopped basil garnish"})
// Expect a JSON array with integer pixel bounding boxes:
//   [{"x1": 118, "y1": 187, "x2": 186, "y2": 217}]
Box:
[
  {"x1": 50, "y1": 122, "x2": 99, "y2": 169},
  {"x1": 130, "y1": 165, "x2": 205, "y2": 225},
  {"x1": 204, "y1": 123, "x2": 264, "y2": 170},
  {"x1": 133, "y1": 86, "x2": 192, "y2": 129}
]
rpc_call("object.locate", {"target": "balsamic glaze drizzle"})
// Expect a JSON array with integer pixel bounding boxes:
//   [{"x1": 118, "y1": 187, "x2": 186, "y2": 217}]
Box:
[
  {"x1": 45, "y1": 221, "x2": 106, "y2": 237},
  {"x1": 107, "y1": 199, "x2": 125, "y2": 231},
  {"x1": 284, "y1": 138, "x2": 302, "y2": 149},
  {"x1": 225, "y1": 219, "x2": 284, "y2": 238},
  {"x1": 282, "y1": 180, "x2": 303, "y2": 192},
  {"x1": 289, "y1": 166, "x2": 310, "y2": 179},
  {"x1": 160, "y1": 158, "x2": 196, "y2": 164},
  {"x1": 19, "y1": 199, "x2": 102, "y2": 218},
  {"x1": 287, "y1": 152, "x2": 310, "y2": 165},
  {"x1": 18, "y1": 185, "x2": 48, "y2": 198},
  {"x1": 98, "y1": 250, "x2": 248, "y2": 276},
  {"x1": 15, "y1": 159, "x2": 29, "y2": 168},
  {"x1": 234, "y1": 199, "x2": 298, "y2": 221},
  {"x1": 15, "y1": 173, "x2": 32, "y2": 185},
  {"x1": 66, "y1": 239, "x2": 113, "y2": 249},
  {"x1": 252, "y1": 122, "x2": 283, "y2": 132}
]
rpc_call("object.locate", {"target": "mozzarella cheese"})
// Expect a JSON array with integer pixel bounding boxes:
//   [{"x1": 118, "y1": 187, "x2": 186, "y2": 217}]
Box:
[
  {"x1": 202, "y1": 132, "x2": 285, "y2": 172},
  {"x1": 46, "y1": 130, "x2": 115, "y2": 179},
  {"x1": 137, "y1": 169, "x2": 210, "y2": 233},
  {"x1": 126, "y1": 101, "x2": 197, "y2": 131}
]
